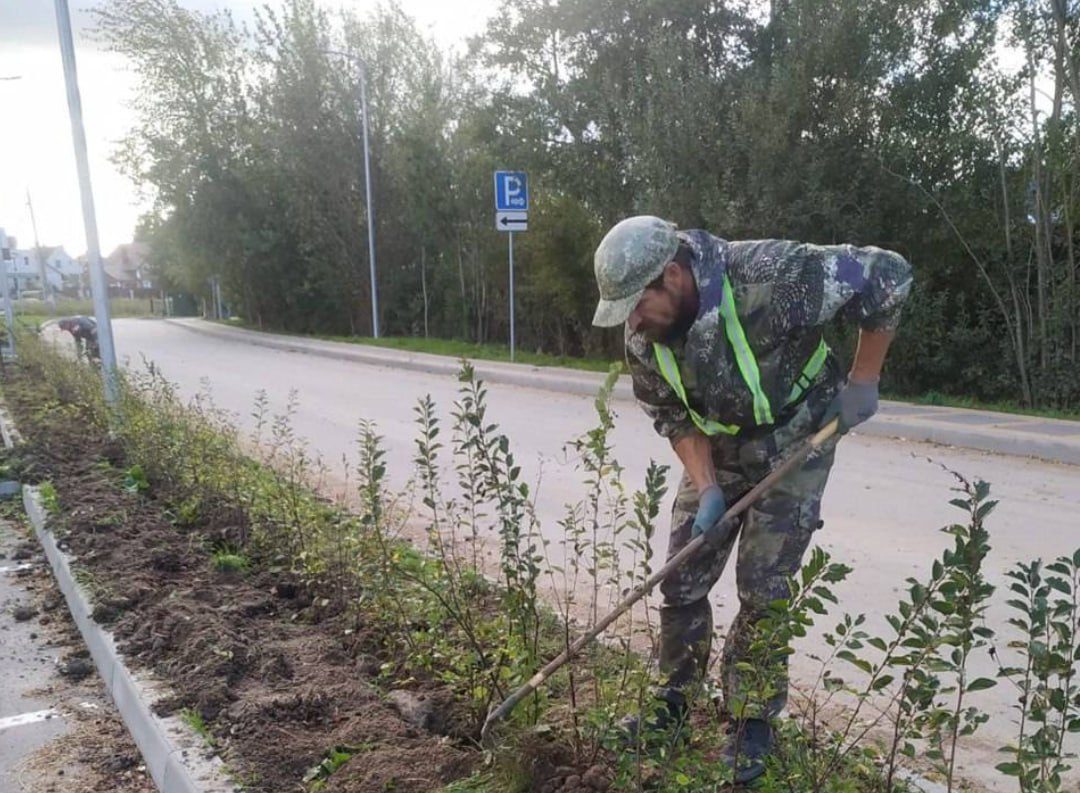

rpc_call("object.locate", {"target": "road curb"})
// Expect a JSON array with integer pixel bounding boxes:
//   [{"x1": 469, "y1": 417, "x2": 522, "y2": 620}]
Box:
[
  {"x1": 0, "y1": 404, "x2": 238, "y2": 793},
  {"x1": 857, "y1": 415, "x2": 1080, "y2": 466},
  {"x1": 0, "y1": 401, "x2": 22, "y2": 448},
  {"x1": 163, "y1": 317, "x2": 636, "y2": 400},
  {"x1": 162, "y1": 319, "x2": 1080, "y2": 468}
]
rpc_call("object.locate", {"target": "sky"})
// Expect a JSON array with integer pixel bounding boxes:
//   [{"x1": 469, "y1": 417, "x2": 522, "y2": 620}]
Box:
[{"x1": 0, "y1": 0, "x2": 496, "y2": 256}]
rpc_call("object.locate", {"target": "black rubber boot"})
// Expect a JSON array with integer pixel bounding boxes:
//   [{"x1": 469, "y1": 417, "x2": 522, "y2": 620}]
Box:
[
  {"x1": 617, "y1": 689, "x2": 690, "y2": 749},
  {"x1": 720, "y1": 718, "x2": 773, "y2": 785}
]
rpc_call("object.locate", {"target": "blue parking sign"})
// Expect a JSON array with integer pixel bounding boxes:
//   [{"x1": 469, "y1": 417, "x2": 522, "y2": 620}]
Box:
[{"x1": 494, "y1": 171, "x2": 528, "y2": 211}]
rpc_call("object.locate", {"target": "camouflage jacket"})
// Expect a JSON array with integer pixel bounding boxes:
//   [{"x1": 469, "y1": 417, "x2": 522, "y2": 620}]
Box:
[{"x1": 626, "y1": 230, "x2": 913, "y2": 440}]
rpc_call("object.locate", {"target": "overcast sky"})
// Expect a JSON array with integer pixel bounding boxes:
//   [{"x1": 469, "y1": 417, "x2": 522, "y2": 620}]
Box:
[{"x1": 0, "y1": 1, "x2": 495, "y2": 256}]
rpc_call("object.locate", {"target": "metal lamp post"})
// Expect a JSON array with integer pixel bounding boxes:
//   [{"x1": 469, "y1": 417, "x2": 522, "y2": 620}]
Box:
[
  {"x1": 54, "y1": 0, "x2": 118, "y2": 403},
  {"x1": 326, "y1": 50, "x2": 379, "y2": 338}
]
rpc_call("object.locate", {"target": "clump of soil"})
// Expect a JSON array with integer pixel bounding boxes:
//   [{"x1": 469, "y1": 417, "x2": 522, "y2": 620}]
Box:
[
  {"x1": 4, "y1": 370, "x2": 484, "y2": 793},
  {"x1": 59, "y1": 655, "x2": 95, "y2": 682},
  {"x1": 13, "y1": 603, "x2": 38, "y2": 621}
]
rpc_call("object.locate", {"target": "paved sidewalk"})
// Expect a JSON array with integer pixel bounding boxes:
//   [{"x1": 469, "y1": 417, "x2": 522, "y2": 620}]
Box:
[
  {"x1": 165, "y1": 318, "x2": 1080, "y2": 466},
  {"x1": 0, "y1": 513, "x2": 67, "y2": 788}
]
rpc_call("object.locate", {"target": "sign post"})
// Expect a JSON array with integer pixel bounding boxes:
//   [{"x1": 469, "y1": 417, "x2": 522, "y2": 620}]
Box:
[
  {"x1": 494, "y1": 171, "x2": 528, "y2": 362},
  {"x1": 0, "y1": 230, "x2": 15, "y2": 358},
  {"x1": 508, "y1": 232, "x2": 515, "y2": 360}
]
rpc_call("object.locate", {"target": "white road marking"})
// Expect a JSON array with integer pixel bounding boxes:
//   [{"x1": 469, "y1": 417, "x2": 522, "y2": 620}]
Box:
[{"x1": 0, "y1": 709, "x2": 59, "y2": 733}]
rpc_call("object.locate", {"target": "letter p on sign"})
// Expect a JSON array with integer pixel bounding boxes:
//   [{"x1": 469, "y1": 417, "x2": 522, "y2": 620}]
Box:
[{"x1": 494, "y1": 171, "x2": 529, "y2": 212}]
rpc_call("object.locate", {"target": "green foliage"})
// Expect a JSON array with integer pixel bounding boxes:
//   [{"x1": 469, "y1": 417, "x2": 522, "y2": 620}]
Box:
[
  {"x1": 123, "y1": 464, "x2": 150, "y2": 495},
  {"x1": 733, "y1": 474, "x2": 1006, "y2": 792},
  {"x1": 302, "y1": 744, "x2": 368, "y2": 790},
  {"x1": 212, "y1": 550, "x2": 249, "y2": 573},
  {"x1": 546, "y1": 363, "x2": 672, "y2": 760},
  {"x1": 18, "y1": 325, "x2": 1080, "y2": 791},
  {"x1": 37, "y1": 481, "x2": 60, "y2": 513},
  {"x1": 995, "y1": 553, "x2": 1080, "y2": 791}
]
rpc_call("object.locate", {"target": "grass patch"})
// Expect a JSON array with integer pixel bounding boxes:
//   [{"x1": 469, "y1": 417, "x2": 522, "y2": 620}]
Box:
[
  {"x1": 888, "y1": 389, "x2": 1080, "y2": 422},
  {"x1": 180, "y1": 707, "x2": 215, "y2": 746},
  {"x1": 219, "y1": 318, "x2": 614, "y2": 373},
  {"x1": 13, "y1": 297, "x2": 157, "y2": 320},
  {"x1": 1, "y1": 298, "x2": 159, "y2": 343},
  {"x1": 219, "y1": 319, "x2": 1080, "y2": 420},
  {"x1": 37, "y1": 480, "x2": 60, "y2": 512}
]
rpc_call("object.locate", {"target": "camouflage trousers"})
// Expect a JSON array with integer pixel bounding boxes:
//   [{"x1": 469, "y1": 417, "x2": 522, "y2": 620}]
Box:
[{"x1": 657, "y1": 386, "x2": 839, "y2": 720}]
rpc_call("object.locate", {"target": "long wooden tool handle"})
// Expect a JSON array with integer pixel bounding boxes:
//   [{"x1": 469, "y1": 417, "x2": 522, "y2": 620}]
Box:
[{"x1": 480, "y1": 418, "x2": 840, "y2": 742}]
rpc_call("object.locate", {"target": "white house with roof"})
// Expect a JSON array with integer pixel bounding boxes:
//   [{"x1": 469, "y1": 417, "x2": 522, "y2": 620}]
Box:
[
  {"x1": 8, "y1": 245, "x2": 85, "y2": 296},
  {"x1": 104, "y1": 242, "x2": 154, "y2": 297}
]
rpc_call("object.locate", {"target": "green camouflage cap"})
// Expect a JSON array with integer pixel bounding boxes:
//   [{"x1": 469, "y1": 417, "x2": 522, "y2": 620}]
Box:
[{"x1": 592, "y1": 215, "x2": 679, "y2": 327}]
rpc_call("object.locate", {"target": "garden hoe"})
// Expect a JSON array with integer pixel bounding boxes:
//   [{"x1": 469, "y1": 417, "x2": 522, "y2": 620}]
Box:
[{"x1": 480, "y1": 417, "x2": 840, "y2": 745}]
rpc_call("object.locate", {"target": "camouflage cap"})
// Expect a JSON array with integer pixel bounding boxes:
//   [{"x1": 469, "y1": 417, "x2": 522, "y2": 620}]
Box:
[{"x1": 592, "y1": 215, "x2": 679, "y2": 327}]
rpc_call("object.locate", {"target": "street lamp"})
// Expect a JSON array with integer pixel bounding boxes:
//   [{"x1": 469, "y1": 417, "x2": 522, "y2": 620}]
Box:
[
  {"x1": 54, "y1": 0, "x2": 118, "y2": 403},
  {"x1": 325, "y1": 49, "x2": 379, "y2": 338},
  {"x1": 0, "y1": 78, "x2": 21, "y2": 356}
]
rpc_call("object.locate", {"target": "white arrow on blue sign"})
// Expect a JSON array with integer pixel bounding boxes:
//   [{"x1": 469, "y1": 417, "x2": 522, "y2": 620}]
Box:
[
  {"x1": 496, "y1": 211, "x2": 528, "y2": 232},
  {"x1": 494, "y1": 171, "x2": 528, "y2": 211}
]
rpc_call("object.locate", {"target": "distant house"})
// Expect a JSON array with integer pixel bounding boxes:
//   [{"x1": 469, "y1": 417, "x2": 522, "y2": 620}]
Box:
[
  {"x1": 104, "y1": 242, "x2": 155, "y2": 297},
  {"x1": 8, "y1": 245, "x2": 84, "y2": 297}
]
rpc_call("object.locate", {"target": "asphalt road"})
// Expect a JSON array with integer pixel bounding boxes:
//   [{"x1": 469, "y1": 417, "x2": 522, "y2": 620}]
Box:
[
  {"x1": 0, "y1": 517, "x2": 66, "y2": 790},
  {"x1": 106, "y1": 318, "x2": 1079, "y2": 790}
]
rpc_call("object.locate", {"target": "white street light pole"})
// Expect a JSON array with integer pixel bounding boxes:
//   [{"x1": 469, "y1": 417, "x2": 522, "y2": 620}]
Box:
[
  {"x1": 0, "y1": 231, "x2": 15, "y2": 358},
  {"x1": 327, "y1": 50, "x2": 379, "y2": 337},
  {"x1": 26, "y1": 191, "x2": 54, "y2": 310},
  {"x1": 358, "y1": 58, "x2": 379, "y2": 338},
  {"x1": 0, "y1": 76, "x2": 21, "y2": 353},
  {"x1": 54, "y1": 0, "x2": 118, "y2": 403}
]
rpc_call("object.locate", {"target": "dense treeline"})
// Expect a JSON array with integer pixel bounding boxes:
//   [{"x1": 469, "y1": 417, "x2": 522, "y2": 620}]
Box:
[{"x1": 97, "y1": 0, "x2": 1079, "y2": 408}]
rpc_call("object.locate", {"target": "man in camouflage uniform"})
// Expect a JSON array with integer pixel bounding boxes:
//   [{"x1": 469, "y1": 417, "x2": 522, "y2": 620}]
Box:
[
  {"x1": 57, "y1": 315, "x2": 100, "y2": 361},
  {"x1": 591, "y1": 216, "x2": 912, "y2": 782}
]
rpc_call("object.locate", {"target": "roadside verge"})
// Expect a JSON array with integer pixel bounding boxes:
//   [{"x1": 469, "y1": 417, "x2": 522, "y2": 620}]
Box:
[{"x1": 0, "y1": 404, "x2": 238, "y2": 793}]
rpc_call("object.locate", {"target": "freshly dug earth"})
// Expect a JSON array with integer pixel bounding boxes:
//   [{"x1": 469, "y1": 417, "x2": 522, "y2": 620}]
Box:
[{"x1": 2, "y1": 370, "x2": 481, "y2": 793}]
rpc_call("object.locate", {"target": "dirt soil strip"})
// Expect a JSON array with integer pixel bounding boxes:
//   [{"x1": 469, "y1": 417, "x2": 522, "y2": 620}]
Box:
[
  {"x1": 0, "y1": 398, "x2": 237, "y2": 793},
  {"x1": 1, "y1": 372, "x2": 481, "y2": 793}
]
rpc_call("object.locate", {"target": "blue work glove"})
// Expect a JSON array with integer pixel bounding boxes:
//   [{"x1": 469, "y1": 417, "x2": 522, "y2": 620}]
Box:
[
  {"x1": 825, "y1": 377, "x2": 879, "y2": 434},
  {"x1": 691, "y1": 485, "x2": 727, "y2": 541}
]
